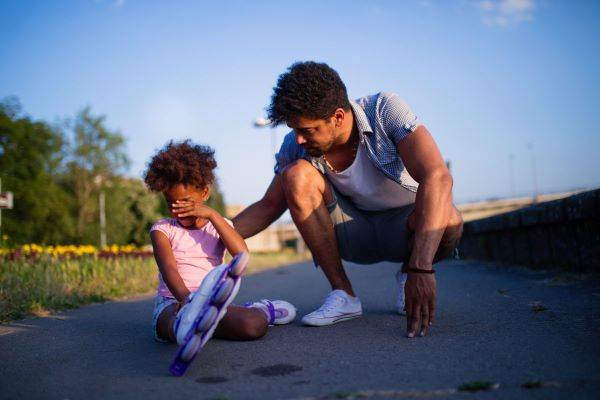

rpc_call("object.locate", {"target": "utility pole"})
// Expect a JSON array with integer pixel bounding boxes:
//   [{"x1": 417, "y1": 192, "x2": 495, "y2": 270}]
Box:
[
  {"x1": 94, "y1": 175, "x2": 107, "y2": 248},
  {"x1": 99, "y1": 191, "x2": 106, "y2": 248}
]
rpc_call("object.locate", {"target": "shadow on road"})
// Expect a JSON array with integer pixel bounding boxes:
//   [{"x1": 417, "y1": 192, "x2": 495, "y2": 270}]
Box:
[{"x1": 1, "y1": 260, "x2": 600, "y2": 400}]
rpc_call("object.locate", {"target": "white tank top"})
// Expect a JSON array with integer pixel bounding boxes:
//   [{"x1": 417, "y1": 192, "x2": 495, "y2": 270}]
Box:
[{"x1": 325, "y1": 141, "x2": 416, "y2": 211}]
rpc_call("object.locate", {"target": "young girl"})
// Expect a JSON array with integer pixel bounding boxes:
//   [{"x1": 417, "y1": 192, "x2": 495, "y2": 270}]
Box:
[{"x1": 144, "y1": 140, "x2": 296, "y2": 345}]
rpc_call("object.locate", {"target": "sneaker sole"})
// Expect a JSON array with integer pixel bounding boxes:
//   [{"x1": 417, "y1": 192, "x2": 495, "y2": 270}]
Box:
[
  {"x1": 301, "y1": 312, "x2": 362, "y2": 327},
  {"x1": 273, "y1": 306, "x2": 297, "y2": 325},
  {"x1": 169, "y1": 252, "x2": 249, "y2": 377}
]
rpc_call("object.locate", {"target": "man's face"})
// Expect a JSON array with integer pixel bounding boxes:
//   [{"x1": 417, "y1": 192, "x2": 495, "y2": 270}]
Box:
[{"x1": 287, "y1": 115, "x2": 337, "y2": 157}]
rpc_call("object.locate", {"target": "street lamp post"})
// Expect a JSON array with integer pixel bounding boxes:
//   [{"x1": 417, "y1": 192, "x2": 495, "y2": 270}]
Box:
[{"x1": 509, "y1": 153, "x2": 516, "y2": 198}]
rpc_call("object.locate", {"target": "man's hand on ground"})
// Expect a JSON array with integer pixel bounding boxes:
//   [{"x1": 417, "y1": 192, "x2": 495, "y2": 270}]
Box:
[{"x1": 405, "y1": 273, "x2": 436, "y2": 338}]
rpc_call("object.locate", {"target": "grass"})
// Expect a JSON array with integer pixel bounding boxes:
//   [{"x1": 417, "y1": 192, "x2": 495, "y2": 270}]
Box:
[{"x1": 0, "y1": 250, "x2": 311, "y2": 322}]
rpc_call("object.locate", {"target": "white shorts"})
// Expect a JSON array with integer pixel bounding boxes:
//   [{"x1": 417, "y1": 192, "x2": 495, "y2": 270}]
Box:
[{"x1": 151, "y1": 295, "x2": 178, "y2": 342}]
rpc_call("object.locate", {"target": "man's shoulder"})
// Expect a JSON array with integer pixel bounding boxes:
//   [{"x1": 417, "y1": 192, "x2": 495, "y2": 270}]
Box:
[{"x1": 354, "y1": 92, "x2": 401, "y2": 110}]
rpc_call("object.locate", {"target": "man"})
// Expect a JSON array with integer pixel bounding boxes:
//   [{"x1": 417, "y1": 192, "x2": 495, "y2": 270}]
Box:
[{"x1": 233, "y1": 61, "x2": 463, "y2": 338}]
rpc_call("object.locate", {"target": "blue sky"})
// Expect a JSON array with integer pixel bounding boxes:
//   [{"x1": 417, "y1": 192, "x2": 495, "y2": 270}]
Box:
[{"x1": 1, "y1": 0, "x2": 599, "y2": 206}]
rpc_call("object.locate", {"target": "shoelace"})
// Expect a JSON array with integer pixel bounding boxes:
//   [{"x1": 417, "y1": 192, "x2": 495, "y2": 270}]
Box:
[{"x1": 315, "y1": 294, "x2": 345, "y2": 314}]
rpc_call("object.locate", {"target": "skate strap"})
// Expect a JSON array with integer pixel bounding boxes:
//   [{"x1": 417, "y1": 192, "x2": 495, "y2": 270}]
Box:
[
  {"x1": 243, "y1": 300, "x2": 276, "y2": 325},
  {"x1": 262, "y1": 300, "x2": 276, "y2": 325}
]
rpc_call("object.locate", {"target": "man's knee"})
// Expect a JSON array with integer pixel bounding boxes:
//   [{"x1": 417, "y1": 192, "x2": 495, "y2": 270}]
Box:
[
  {"x1": 447, "y1": 206, "x2": 464, "y2": 241},
  {"x1": 433, "y1": 207, "x2": 463, "y2": 263},
  {"x1": 281, "y1": 160, "x2": 332, "y2": 205},
  {"x1": 281, "y1": 160, "x2": 320, "y2": 195},
  {"x1": 406, "y1": 205, "x2": 463, "y2": 233}
]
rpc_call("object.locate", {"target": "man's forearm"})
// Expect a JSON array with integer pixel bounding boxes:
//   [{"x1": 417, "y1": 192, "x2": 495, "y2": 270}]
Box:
[
  {"x1": 232, "y1": 200, "x2": 287, "y2": 239},
  {"x1": 409, "y1": 172, "x2": 454, "y2": 270}
]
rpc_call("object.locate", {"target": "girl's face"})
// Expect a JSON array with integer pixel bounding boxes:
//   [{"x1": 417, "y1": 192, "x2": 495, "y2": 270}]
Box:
[{"x1": 163, "y1": 184, "x2": 209, "y2": 227}]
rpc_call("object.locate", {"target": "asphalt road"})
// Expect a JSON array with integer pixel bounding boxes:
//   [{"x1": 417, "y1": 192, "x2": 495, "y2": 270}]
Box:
[{"x1": 1, "y1": 260, "x2": 599, "y2": 400}]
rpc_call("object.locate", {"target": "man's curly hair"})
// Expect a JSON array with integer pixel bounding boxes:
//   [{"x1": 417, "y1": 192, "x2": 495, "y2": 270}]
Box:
[
  {"x1": 144, "y1": 140, "x2": 216, "y2": 192},
  {"x1": 267, "y1": 61, "x2": 351, "y2": 125}
]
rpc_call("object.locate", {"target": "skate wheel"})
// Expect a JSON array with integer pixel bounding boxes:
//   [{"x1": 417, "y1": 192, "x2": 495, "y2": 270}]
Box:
[
  {"x1": 180, "y1": 335, "x2": 201, "y2": 362},
  {"x1": 230, "y1": 252, "x2": 249, "y2": 277},
  {"x1": 196, "y1": 305, "x2": 218, "y2": 332},
  {"x1": 213, "y1": 277, "x2": 235, "y2": 305}
]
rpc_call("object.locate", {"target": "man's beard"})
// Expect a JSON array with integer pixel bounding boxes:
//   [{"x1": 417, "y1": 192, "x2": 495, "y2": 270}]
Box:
[
  {"x1": 305, "y1": 147, "x2": 324, "y2": 157},
  {"x1": 304, "y1": 138, "x2": 334, "y2": 157}
]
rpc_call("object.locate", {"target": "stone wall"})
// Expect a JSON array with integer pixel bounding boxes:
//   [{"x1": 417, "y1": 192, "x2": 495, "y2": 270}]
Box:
[{"x1": 458, "y1": 189, "x2": 600, "y2": 271}]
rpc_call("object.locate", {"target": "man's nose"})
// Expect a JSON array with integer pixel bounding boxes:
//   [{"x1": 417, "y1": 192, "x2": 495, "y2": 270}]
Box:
[{"x1": 295, "y1": 134, "x2": 306, "y2": 145}]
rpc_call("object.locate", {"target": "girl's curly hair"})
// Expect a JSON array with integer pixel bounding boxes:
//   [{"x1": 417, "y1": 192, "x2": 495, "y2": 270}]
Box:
[{"x1": 144, "y1": 140, "x2": 216, "y2": 192}]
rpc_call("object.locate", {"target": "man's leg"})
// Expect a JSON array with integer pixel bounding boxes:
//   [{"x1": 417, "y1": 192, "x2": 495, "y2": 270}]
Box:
[{"x1": 280, "y1": 160, "x2": 355, "y2": 296}]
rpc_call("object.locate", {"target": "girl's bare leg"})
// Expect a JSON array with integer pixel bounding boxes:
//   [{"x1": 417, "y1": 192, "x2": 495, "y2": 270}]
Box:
[{"x1": 156, "y1": 304, "x2": 268, "y2": 343}]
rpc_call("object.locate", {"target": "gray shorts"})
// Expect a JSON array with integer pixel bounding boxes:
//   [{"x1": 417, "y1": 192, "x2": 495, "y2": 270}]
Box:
[{"x1": 326, "y1": 187, "x2": 415, "y2": 264}]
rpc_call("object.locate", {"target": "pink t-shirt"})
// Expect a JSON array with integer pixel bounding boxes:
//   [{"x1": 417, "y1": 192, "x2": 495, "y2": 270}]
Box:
[{"x1": 150, "y1": 218, "x2": 231, "y2": 298}]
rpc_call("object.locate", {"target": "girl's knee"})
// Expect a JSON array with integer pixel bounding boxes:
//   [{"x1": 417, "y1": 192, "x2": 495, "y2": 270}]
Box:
[{"x1": 239, "y1": 313, "x2": 268, "y2": 340}]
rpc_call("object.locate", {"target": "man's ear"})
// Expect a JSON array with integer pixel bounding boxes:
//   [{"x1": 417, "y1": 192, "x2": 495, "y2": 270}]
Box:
[{"x1": 333, "y1": 108, "x2": 346, "y2": 127}]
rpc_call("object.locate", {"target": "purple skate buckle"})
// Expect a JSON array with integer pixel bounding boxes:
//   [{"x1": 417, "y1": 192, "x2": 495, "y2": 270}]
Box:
[{"x1": 264, "y1": 300, "x2": 276, "y2": 326}]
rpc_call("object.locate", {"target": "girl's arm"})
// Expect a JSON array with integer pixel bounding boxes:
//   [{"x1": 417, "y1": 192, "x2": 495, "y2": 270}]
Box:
[
  {"x1": 207, "y1": 210, "x2": 248, "y2": 256},
  {"x1": 150, "y1": 230, "x2": 191, "y2": 303},
  {"x1": 172, "y1": 199, "x2": 248, "y2": 256}
]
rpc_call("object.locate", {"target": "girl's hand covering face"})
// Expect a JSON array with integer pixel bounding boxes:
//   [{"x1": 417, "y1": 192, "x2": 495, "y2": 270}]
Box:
[{"x1": 171, "y1": 197, "x2": 214, "y2": 220}]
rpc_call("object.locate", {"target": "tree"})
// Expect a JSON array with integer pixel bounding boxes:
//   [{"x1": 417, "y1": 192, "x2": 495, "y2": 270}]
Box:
[
  {"x1": 0, "y1": 99, "x2": 228, "y2": 245},
  {"x1": 207, "y1": 180, "x2": 226, "y2": 216},
  {"x1": 104, "y1": 178, "x2": 162, "y2": 245},
  {"x1": 63, "y1": 107, "x2": 130, "y2": 244},
  {"x1": 0, "y1": 97, "x2": 74, "y2": 244}
]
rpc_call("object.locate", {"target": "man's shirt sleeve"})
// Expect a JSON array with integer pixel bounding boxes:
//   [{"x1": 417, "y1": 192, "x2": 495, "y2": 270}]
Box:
[
  {"x1": 274, "y1": 130, "x2": 301, "y2": 174},
  {"x1": 379, "y1": 92, "x2": 422, "y2": 146}
]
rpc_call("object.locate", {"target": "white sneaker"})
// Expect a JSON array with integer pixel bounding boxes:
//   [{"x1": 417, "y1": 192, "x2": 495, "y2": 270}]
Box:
[
  {"x1": 396, "y1": 269, "x2": 407, "y2": 316},
  {"x1": 301, "y1": 289, "x2": 362, "y2": 326},
  {"x1": 245, "y1": 299, "x2": 297, "y2": 325}
]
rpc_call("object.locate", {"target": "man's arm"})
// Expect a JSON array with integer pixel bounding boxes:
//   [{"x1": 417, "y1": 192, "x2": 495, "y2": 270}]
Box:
[
  {"x1": 398, "y1": 125, "x2": 454, "y2": 270},
  {"x1": 397, "y1": 125, "x2": 454, "y2": 337},
  {"x1": 232, "y1": 174, "x2": 288, "y2": 239}
]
